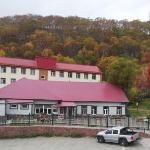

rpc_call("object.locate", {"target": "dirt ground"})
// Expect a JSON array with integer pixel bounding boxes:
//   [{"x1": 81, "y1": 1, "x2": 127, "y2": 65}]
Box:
[{"x1": 0, "y1": 137, "x2": 150, "y2": 150}]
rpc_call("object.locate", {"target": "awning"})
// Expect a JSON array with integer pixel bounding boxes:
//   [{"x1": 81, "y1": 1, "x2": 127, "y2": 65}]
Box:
[
  {"x1": 59, "y1": 102, "x2": 76, "y2": 107},
  {"x1": 6, "y1": 99, "x2": 33, "y2": 104}
]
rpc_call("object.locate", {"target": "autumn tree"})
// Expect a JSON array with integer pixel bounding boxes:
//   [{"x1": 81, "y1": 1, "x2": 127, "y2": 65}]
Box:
[
  {"x1": 76, "y1": 47, "x2": 97, "y2": 65},
  {"x1": 63, "y1": 37, "x2": 81, "y2": 57},
  {"x1": 111, "y1": 36, "x2": 140, "y2": 58},
  {"x1": 83, "y1": 37, "x2": 97, "y2": 50},
  {"x1": 97, "y1": 56, "x2": 116, "y2": 80},
  {"x1": 99, "y1": 57, "x2": 139, "y2": 91},
  {"x1": 55, "y1": 54, "x2": 76, "y2": 64},
  {"x1": 30, "y1": 30, "x2": 55, "y2": 50},
  {"x1": 0, "y1": 49, "x2": 6, "y2": 57},
  {"x1": 41, "y1": 48, "x2": 54, "y2": 57},
  {"x1": 147, "y1": 64, "x2": 150, "y2": 88},
  {"x1": 22, "y1": 42, "x2": 34, "y2": 51}
]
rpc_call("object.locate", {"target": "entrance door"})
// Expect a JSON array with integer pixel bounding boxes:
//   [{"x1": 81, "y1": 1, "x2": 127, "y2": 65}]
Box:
[{"x1": 68, "y1": 107, "x2": 74, "y2": 118}]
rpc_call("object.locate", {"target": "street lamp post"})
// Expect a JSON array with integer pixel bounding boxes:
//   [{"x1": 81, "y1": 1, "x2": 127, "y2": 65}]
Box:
[{"x1": 136, "y1": 101, "x2": 139, "y2": 112}]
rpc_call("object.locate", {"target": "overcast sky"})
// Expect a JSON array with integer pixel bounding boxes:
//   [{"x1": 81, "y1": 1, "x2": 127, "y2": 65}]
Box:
[{"x1": 0, "y1": 0, "x2": 149, "y2": 21}]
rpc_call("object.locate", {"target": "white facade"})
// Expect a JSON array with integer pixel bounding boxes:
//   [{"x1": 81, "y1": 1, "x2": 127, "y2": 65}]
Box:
[
  {"x1": 75, "y1": 102, "x2": 126, "y2": 116},
  {"x1": 0, "y1": 100, "x2": 5, "y2": 116},
  {"x1": 6, "y1": 103, "x2": 32, "y2": 115},
  {"x1": 48, "y1": 70, "x2": 101, "y2": 82},
  {"x1": 0, "y1": 101, "x2": 126, "y2": 116},
  {"x1": 0, "y1": 65, "x2": 101, "y2": 88},
  {"x1": 0, "y1": 66, "x2": 39, "y2": 88}
]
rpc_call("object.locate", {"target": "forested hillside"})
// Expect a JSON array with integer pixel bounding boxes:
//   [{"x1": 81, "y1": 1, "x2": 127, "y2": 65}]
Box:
[{"x1": 0, "y1": 15, "x2": 150, "y2": 100}]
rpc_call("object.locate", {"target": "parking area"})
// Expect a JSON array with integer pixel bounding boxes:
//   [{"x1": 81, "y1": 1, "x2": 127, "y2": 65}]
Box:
[{"x1": 0, "y1": 137, "x2": 149, "y2": 150}]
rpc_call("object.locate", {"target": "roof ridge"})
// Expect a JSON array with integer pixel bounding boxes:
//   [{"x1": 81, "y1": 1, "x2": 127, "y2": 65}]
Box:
[
  {"x1": 0, "y1": 56, "x2": 101, "y2": 73},
  {"x1": 57, "y1": 62, "x2": 99, "y2": 67},
  {"x1": 0, "y1": 56, "x2": 35, "y2": 62}
]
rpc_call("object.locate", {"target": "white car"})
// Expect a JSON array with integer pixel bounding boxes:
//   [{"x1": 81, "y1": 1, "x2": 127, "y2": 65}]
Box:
[{"x1": 96, "y1": 127, "x2": 140, "y2": 146}]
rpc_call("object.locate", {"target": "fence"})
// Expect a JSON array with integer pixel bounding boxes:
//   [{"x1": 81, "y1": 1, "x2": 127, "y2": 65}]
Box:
[{"x1": 0, "y1": 114, "x2": 150, "y2": 130}]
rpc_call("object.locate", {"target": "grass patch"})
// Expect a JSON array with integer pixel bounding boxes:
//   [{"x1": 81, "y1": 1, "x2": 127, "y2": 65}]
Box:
[
  {"x1": 128, "y1": 98, "x2": 150, "y2": 117},
  {"x1": 128, "y1": 109, "x2": 150, "y2": 117}
]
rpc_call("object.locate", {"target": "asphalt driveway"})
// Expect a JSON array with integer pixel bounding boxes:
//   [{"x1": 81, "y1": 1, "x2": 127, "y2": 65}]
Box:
[{"x1": 0, "y1": 137, "x2": 149, "y2": 150}]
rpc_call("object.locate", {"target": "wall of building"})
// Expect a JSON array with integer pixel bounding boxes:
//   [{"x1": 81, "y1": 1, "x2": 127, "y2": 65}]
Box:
[
  {"x1": 0, "y1": 66, "x2": 101, "y2": 88},
  {"x1": 6, "y1": 103, "x2": 32, "y2": 115},
  {"x1": 1, "y1": 100, "x2": 126, "y2": 116},
  {"x1": 75, "y1": 102, "x2": 126, "y2": 116},
  {"x1": 39, "y1": 69, "x2": 48, "y2": 80},
  {"x1": 0, "y1": 66, "x2": 39, "y2": 88},
  {"x1": 48, "y1": 71, "x2": 101, "y2": 82},
  {"x1": 0, "y1": 100, "x2": 5, "y2": 116}
]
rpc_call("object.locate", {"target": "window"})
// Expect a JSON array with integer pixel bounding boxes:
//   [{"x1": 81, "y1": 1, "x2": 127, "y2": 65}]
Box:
[
  {"x1": 113, "y1": 130, "x2": 118, "y2": 134},
  {"x1": 48, "y1": 108, "x2": 52, "y2": 114},
  {"x1": 92, "y1": 74, "x2": 96, "y2": 80},
  {"x1": 53, "y1": 109, "x2": 58, "y2": 114},
  {"x1": 51, "y1": 71, "x2": 56, "y2": 77},
  {"x1": 91, "y1": 106, "x2": 97, "y2": 115},
  {"x1": 21, "y1": 68, "x2": 26, "y2": 74},
  {"x1": 81, "y1": 106, "x2": 87, "y2": 115},
  {"x1": 103, "y1": 106, "x2": 109, "y2": 115},
  {"x1": 10, "y1": 104, "x2": 18, "y2": 109},
  {"x1": 44, "y1": 109, "x2": 47, "y2": 114},
  {"x1": 20, "y1": 104, "x2": 29, "y2": 110},
  {"x1": 41, "y1": 75, "x2": 45, "y2": 80},
  {"x1": 30, "y1": 69, "x2": 35, "y2": 75},
  {"x1": 40, "y1": 108, "x2": 43, "y2": 113},
  {"x1": 60, "y1": 108, "x2": 65, "y2": 114},
  {"x1": 68, "y1": 72, "x2": 72, "y2": 78},
  {"x1": 76, "y1": 73, "x2": 80, "y2": 79},
  {"x1": 35, "y1": 108, "x2": 39, "y2": 114},
  {"x1": 11, "y1": 67, "x2": 16, "y2": 74},
  {"x1": 1, "y1": 66, "x2": 6, "y2": 73},
  {"x1": 35, "y1": 106, "x2": 52, "y2": 115},
  {"x1": 59, "y1": 71, "x2": 64, "y2": 77},
  {"x1": 0, "y1": 78, "x2": 6, "y2": 84},
  {"x1": 105, "y1": 130, "x2": 112, "y2": 134},
  {"x1": 84, "y1": 73, "x2": 88, "y2": 79},
  {"x1": 11, "y1": 78, "x2": 16, "y2": 83},
  {"x1": 117, "y1": 106, "x2": 122, "y2": 115}
]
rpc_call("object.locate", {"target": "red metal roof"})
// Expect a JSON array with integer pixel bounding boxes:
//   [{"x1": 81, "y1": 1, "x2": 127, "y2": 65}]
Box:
[
  {"x1": 0, "y1": 78, "x2": 128, "y2": 103},
  {"x1": 56, "y1": 63, "x2": 100, "y2": 73},
  {"x1": 0, "y1": 57, "x2": 101, "y2": 74},
  {"x1": 0, "y1": 57, "x2": 36, "y2": 68},
  {"x1": 6, "y1": 99, "x2": 33, "y2": 103}
]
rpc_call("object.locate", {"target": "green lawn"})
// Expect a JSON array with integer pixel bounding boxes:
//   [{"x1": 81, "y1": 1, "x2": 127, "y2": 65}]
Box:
[{"x1": 128, "y1": 98, "x2": 150, "y2": 117}]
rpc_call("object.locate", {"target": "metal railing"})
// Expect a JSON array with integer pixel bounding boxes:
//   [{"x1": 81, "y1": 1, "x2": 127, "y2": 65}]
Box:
[{"x1": 0, "y1": 114, "x2": 150, "y2": 130}]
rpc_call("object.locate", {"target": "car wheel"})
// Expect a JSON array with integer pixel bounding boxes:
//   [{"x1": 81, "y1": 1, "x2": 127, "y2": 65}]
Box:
[
  {"x1": 97, "y1": 136, "x2": 105, "y2": 143},
  {"x1": 119, "y1": 138, "x2": 128, "y2": 146}
]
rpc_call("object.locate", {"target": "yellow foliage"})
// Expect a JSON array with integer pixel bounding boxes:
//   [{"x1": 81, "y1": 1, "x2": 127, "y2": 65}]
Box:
[
  {"x1": 0, "y1": 49, "x2": 6, "y2": 57},
  {"x1": 41, "y1": 48, "x2": 53, "y2": 57}
]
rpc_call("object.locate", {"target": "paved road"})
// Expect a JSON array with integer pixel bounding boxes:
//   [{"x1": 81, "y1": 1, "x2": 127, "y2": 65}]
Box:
[{"x1": 0, "y1": 137, "x2": 150, "y2": 150}]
